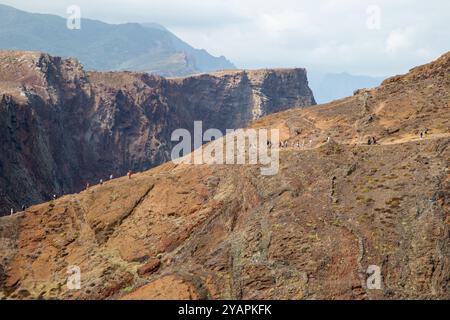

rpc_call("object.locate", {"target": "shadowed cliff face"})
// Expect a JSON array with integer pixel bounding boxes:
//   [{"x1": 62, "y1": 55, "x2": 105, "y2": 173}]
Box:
[
  {"x1": 0, "y1": 52, "x2": 448, "y2": 300},
  {"x1": 0, "y1": 51, "x2": 315, "y2": 214}
]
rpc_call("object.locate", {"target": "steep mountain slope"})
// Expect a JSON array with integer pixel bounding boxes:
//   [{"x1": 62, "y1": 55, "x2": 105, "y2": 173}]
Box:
[
  {"x1": 0, "y1": 4, "x2": 235, "y2": 76},
  {"x1": 0, "y1": 52, "x2": 448, "y2": 300},
  {"x1": 0, "y1": 51, "x2": 316, "y2": 214}
]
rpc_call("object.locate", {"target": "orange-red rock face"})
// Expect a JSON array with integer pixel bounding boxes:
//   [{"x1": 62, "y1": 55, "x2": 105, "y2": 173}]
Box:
[
  {"x1": 0, "y1": 52, "x2": 448, "y2": 300},
  {"x1": 0, "y1": 51, "x2": 315, "y2": 214}
]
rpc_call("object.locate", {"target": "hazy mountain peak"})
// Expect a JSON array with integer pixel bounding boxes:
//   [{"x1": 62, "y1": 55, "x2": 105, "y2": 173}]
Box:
[
  {"x1": 141, "y1": 22, "x2": 168, "y2": 31},
  {"x1": 0, "y1": 4, "x2": 236, "y2": 77}
]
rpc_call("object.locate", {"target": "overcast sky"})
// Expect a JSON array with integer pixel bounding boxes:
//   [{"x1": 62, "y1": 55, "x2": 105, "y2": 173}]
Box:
[{"x1": 1, "y1": 0, "x2": 449, "y2": 76}]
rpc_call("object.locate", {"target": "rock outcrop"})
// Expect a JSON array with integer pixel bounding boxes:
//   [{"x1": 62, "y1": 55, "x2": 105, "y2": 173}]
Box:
[
  {"x1": 0, "y1": 51, "x2": 315, "y2": 214},
  {"x1": 0, "y1": 52, "x2": 448, "y2": 300}
]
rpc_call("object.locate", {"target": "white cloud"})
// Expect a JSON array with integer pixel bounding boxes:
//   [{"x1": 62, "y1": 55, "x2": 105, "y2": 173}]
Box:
[
  {"x1": 385, "y1": 29, "x2": 413, "y2": 54},
  {"x1": 260, "y1": 10, "x2": 307, "y2": 34}
]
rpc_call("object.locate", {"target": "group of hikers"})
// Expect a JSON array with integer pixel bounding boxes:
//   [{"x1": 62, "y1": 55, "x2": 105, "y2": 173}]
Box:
[
  {"x1": 5, "y1": 127, "x2": 436, "y2": 216},
  {"x1": 8, "y1": 204, "x2": 27, "y2": 216},
  {"x1": 267, "y1": 127, "x2": 433, "y2": 151},
  {"x1": 270, "y1": 127, "x2": 432, "y2": 150},
  {"x1": 85, "y1": 170, "x2": 133, "y2": 190},
  {"x1": 279, "y1": 139, "x2": 315, "y2": 149},
  {"x1": 266, "y1": 139, "x2": 313, "y2": 149},
  {"x1": 6, "y1": 170, "x2": 135, "y2": 216},
  {"x1": 367, "y1": 128, "x2": 431, "y2": 146}
]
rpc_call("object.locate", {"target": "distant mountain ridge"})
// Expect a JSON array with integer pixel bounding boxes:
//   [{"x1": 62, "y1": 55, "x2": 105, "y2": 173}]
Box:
[{"x1": 0, "y1": 4, "x2": 235, "y2": 76}]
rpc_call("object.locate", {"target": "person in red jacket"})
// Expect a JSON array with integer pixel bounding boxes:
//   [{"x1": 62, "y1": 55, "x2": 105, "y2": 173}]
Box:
[{"x1": 128, "y1": 170, "x2": 133, "y2": 179}]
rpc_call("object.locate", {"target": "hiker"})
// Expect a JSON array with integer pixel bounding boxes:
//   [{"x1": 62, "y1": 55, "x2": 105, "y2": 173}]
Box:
[
  {"x1": 52, "y1": 194, "x2": 57, "y2": 200},
  {"x1": 10, "y1": 208, "x2": 14, "y2": 215},
  {"x1": 327, "y1": 136, "x2": 331, "y2": 143},
  {"x1": 86, "y1": 182, "x2": 90, "y2": 190},
  {"x1": 128, "y1": 170, "x2": 133, "y2": 179},
  {"x1": 100, "y1": 179, "x2": 104, "y2": 185},
  {"x1": 368, "y1": 137, "x2": 372, "y2": 145},
  {"x1": 21, "y1": 204, "x2": 26, "y2": 211},
  {"x1": 372, "y1": 137, "x2": 377, "y2": 145},
  {"x1": 420, "y1": 132, "x2": 424, "y2": 139},
  {"x1": 109, "y1": 174, "x2": 114, "y2": 180},
  {"x1": 425, "y1": 128, "x2": 429, "y2": 135}
]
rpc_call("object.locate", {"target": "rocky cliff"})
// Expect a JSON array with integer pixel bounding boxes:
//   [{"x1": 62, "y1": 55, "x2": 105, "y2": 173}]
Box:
[
  {"x1": 0, "y1": 51, "x2": 316, "y2": 214},
  {"x1": 0, "y1": 52, "x2": 448, "y2": 300}
]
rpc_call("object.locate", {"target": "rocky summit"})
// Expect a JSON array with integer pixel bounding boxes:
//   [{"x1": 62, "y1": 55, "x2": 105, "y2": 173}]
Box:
[
  {"x1": 0, "y1": 52, "x2": 448, "y2": 300},
  {"x1": 0, "y1": 51, "x2": 315, "y2": 214}
]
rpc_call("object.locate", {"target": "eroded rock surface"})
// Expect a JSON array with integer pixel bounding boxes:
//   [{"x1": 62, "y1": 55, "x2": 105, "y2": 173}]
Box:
[
  {"x1": 0, "y1": 51, "x2": 315, "y2": 213},
  {"x1": 1, "y1": 52, "x2": 448, "y2": 300}
]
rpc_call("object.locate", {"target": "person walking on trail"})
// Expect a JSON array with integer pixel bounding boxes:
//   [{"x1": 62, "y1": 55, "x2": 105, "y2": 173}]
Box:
[
  {"x1": 368, "y1": 137, "x2": 372, "y2": 145},
  {"x1": 372, "y1": 137, "x2": 377, "y2": 145},
  {"x1": 21, "y1": 204, "x2": 26, "y2": 211},
  {"x1": 86, "y1": 182, "x2": 90, "y2": 190},
  {"x1": 128, "y1": 170, "x2": 133, "y2": 179},
  {"x1": 100, "y1": 179, "x2": 104, "y2": 185},
  {"x1": 420, "y1": 132, "x2": 424, "y2": 140},
  {"x1": 10, "y1": 208, "x2": 14, "y2": 215},
  {"x1": 109, "y1": 174, "x2": 114, "y2": 180},
  {"x1": 52, "y1": 194, "x2": 57, "y2": 200}
]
